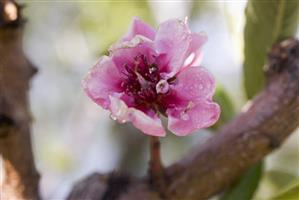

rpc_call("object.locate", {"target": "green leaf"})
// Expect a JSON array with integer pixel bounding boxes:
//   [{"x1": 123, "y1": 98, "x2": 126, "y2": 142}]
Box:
[
  {"x1": 254, "y1": 170, "x2": 297, "y2": 199},
  {"x1": 220, "y1": 161, "x2": 263, "y2": 200},
  {"x1": 271, "y1": 180, "x2": 299, "y2": 200},
  {"x1": 267, "y1": 170, "x2": 297, "y2": 190},
  {"x1": 244, "y1": 0, "x2": 299, "y2": 99},
  {"x1": 211, "y1": 86, "x2": 235, "y2": 130}
]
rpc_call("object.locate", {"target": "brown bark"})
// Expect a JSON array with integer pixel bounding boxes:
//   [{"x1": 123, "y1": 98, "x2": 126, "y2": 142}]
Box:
[
  {"x1": 0, "y1": 0, "x2": 40, "y2": 199},
  {"x1": 68, "y1": 39, "x2": 299, "y2": 200}
]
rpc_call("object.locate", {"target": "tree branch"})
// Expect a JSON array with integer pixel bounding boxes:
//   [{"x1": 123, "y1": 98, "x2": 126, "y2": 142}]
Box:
[
  {"x1": 0, "y1": 0, "x2": 40, "y2": 199},
  {"x1": 68, "y1": 38, "x2": 299, "y2": 200}
]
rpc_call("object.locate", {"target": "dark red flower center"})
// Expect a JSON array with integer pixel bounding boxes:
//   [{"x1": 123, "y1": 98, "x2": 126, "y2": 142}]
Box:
[
  {"x1": 120, "y1": 54, "x2": 178, "y2": 114},
  {"x1": 121, "y1": 55, "x2": 161, "y2": 104}
]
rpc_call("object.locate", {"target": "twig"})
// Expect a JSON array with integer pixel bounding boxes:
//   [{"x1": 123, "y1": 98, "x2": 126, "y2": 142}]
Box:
[{"x1": 148, "y1": 136, "x2": 166, "y2": 194}]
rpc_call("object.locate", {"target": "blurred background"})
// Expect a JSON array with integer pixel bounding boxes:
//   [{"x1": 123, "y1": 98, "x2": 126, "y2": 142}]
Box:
[{"x1": 19, "y1": 0, "x2": 299, "y2": 199}]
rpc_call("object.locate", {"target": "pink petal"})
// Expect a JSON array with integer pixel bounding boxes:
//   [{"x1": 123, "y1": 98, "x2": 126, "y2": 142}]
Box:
[
  {"x1": 109, "y1": 96, "x2": 166, "y2": 137},
  {"x1": 82, "y1": 56, "x2": 122, "y2": 109},
  {"x1": 154, "y1": 19, "x2": 190, "y2": 75},
  {"x1": 122, "y1": 17, "x2": 156, "y2": 42},
  {"x1": 110, "y1": 38, "x2": 157, "y2": 74},
  {"x1": 167, "y1": 101, "x2": 220, "y2": 136},
  {"x1": 183, "y1": 33, "x2": 207, "y2": 68},
  {"x1": 163, "y1": 66, "x2": 220, "y2": 136},
  {"x1": 154, "y1": 19, "x2": 207, "y2": 76},
  {"x1": 173, "y1": 66, "x2": 216, "y2": 101}
]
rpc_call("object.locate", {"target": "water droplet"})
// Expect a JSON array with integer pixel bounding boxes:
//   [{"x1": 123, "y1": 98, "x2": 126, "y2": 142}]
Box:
[
  {"x1": 110, "y1": 114, "x2": 117, "y2": 121},
  {"x1": 181, "y1": 113, "x2": 189, "y2": 121}
]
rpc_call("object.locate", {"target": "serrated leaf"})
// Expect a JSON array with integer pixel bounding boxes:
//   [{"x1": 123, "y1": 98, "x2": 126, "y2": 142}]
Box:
[
  {"x1": 220, "y1": 161, "x2": 263, "y2": 200},
  {"x1": 244, "y1": 0, "x2": 299, "y2": 99}
]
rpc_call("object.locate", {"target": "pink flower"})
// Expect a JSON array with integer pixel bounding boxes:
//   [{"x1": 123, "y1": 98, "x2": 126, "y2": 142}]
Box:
[{"x1": 82, "y1": 18, "x2": 220, "y2": 137}]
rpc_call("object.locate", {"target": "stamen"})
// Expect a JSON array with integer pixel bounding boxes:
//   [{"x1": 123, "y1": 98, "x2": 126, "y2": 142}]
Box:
[
  {"x1": 136, "y1": 72, "x2": 150, "y2": 88},
  {"x1": 156, "y1": 79, "x2": 169, "y2": 94},
  {"x1": 122, "y1": 54, "x2": 170, "y2": 107}
]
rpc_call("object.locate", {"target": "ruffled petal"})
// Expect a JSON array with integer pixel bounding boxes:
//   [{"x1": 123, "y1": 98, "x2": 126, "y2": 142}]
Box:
[
  {"x1": 110, "y1": 37, "x2": 157, "y2": 74},
  {"x1": 163, "y1": 66, "x2": 219, "y2": 136},
  {"x1": 172, "y1": 66, "x2": 216, "y2": 101},
  {"x1": 109, "y1": 96, "x2": 166, "y2": 137},
  {"x1": 167, "y1": 100, "x2": 220, "y2": 136},
  {"x1": 154, "y1": 19, "x2": 207, "y2": 76},
  {"x1": 122, "y1": 17, "x2": 156, "y2": 41},
  {"x1": 183, "y1": 33, "x2": 207, "y2": 68},
  {"x1": 154, "y1": 19, "x2": 190, "y2": 75},
  {"x1": 82, "y1": 56, "x2": 122, "y2": 109}
]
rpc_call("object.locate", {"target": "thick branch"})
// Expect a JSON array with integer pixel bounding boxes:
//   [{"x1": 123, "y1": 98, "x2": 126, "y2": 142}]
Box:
[
  {"x1": 68, "y1": 39, "x2": 299, "y2": 200},
  {"x1": 0, "y1": 0, "x2": 40, "y2": 199},
  {"x1": 166, "y1": 41, "x2": 299, "y2": 199}
]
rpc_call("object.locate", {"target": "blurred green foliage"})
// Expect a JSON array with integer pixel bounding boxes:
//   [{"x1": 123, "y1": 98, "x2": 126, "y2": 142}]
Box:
[
  {"x1": 244, "y1": 0, "x2": 299, "y2": 99},
  {"x1": 190, "y1": 0, "x2": 214, "y2": 20},
  {"x1": 220, "y1": 162, "x2": 263, "y2": 200},
  {"x1": 41, "y1": 140, "x2": 74, "y2": 173},
  {"x1": 212, "y1": 86, "x2": 235, "y2": 130},
  {"x1": 78, "y1": 1, "x2": 154, "y2": 55},
  {"x1": 271, "y1": 180, "x2": 299, "y2": 200},
  {"x1": 255, "y1": 167, "x2": 299, "y2": 200},
  {"x1": 223, "y1": 1, "x2": 299, "y2": 199},
  {"x1": 266, "y1": 170, "x2": 297, "y2": 190}
]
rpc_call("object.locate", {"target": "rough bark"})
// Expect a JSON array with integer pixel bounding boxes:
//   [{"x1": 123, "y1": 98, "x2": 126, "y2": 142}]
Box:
[
  {"x1": 0, "y1": 0, "x2": 40, "y2": 199},
  {"x1": 68, "y1": 39, "x2": 299, "y2": 200}
]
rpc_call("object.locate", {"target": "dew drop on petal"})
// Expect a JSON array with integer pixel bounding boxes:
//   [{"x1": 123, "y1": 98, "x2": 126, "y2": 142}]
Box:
[
  {"x1": 180, "y1": 113, "x2": 189, "y2": 121},
  {"x1": 110, "y1": 114, "x2": 117, "y2": 121},
  {"x1": 120, "y1": 119, "x2": 126, "y2": 123}
]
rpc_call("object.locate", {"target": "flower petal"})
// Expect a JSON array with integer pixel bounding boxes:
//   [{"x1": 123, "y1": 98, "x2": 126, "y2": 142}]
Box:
[
  {"x1": 172, "y1": 66, "x2": 216, "y2": 101},
  {"x1": 109, "y1": 96, "x2": 166, "y2": 137},
  {"x1": 110, "y1": 37, "x2": 157, "y2": 74},
  {"x1": 154, "y1": 19, "x2": 207, "y2": 76},
  {"x1": 167, "y1": 100, "x2": 220, "y2": 136},
  {"x1": 122, "y1": 17, "x2": 156, "y2": 41},
  {"x1": 82, "y1": 56, "x2": 122, "y2": 109},
  {"x1": 183, "y1": 32, "x2": 207, "y2": 68},
  {"x1": 154, "y1": 19, "x2": 191, "y2": 75}
]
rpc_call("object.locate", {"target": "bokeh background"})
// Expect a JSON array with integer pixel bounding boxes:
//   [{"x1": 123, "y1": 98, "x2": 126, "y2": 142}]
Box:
[{"x1": 19, "y1": 0, "x2": 299, "y2": 199}]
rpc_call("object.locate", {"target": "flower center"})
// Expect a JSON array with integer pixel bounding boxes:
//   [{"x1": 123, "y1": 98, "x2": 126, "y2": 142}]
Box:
[{"x1": 121, "y1": 55, "x2": 168, "y2": 106}]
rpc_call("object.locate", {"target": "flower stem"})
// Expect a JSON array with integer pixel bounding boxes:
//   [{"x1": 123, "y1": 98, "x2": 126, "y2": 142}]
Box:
[{"x1": 148, "y1": 136, "x2": 166, "y2": 193}]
